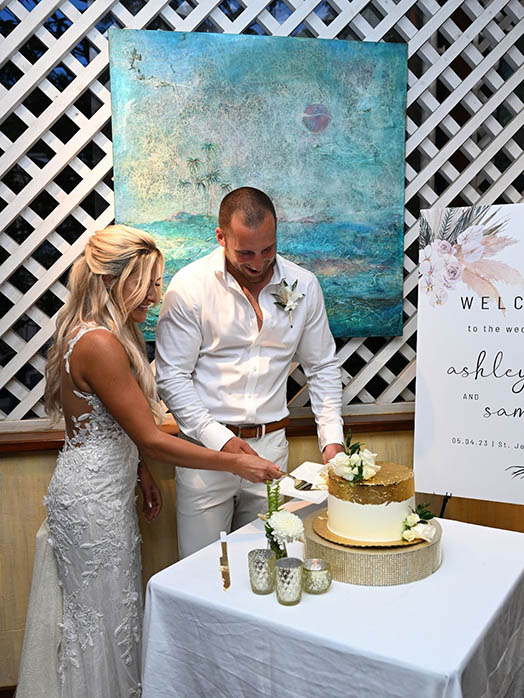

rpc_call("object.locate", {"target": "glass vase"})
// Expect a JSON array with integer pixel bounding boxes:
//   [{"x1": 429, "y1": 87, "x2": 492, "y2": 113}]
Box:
[{"x1": 266, "y1": 534, "x2": 287, "y2": 560}]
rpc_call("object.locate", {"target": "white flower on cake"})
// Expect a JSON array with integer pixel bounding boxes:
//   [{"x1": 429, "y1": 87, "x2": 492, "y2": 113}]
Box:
[
  {"x1": 349, "y1": 453, "x2": 361, "y2": 467},
  {"x1": 360, "y1": 448, "x2": 377, "y2": 467},
  {"x1": 402, "y1": 503, "x2": 435, "y2": 542},
  {"x1": 328, "y1": 431, "x2": 380, "y2": 485},
  {"x1": 332, "y1": 452, "x2": 350, "y2": 467},
  {"x1": 405, "y1": 512, "x2": 420, "y2": 528},
  {"x1": 411, "y1": 522, "x2": 436, "y2": 542},
  {"x1": 267, "y1": 510, "x2": 304, "y2": 550},
  {"x1": 362, "y1": 464, "x2": 379, "y2": 480}
]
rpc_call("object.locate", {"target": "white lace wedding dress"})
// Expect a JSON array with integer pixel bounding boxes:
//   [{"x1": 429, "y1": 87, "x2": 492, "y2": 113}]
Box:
[{"x1": 42, "y1": 326, "x2": 143, "y2": 697}]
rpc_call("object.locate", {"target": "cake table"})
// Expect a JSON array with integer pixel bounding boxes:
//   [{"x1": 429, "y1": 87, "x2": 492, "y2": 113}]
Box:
[{"x1": 142, "y1": 505, "x2": 524, "y2": 698}]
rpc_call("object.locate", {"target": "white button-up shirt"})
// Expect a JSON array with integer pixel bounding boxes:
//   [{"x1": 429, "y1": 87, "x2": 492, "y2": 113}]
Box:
[{"x1": 155, "y1": 248, "x2": 343, "y2": 452}]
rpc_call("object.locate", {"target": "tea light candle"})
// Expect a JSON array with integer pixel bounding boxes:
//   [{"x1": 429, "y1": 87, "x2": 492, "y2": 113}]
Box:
[{"x1": 303, "y1": 558, "x2": 331, "y2": 594}]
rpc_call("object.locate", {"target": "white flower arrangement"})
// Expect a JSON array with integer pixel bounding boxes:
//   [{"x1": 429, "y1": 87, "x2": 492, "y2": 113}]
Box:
[
  {"x1": 267, "y1": 510, "x2": 304, "y2": 551},
  {"x1": 265, "y1": 480, "x2": 303, "y2": 558},
  {"x1": 328, "y1": 430, "x2": 380, "y2": 485},
  {"x1": 271, "y1": 279, "x2": 304, "y2": 328},
  {"x1": 401, "y1": 504, "x2": 436, "y2": 542}
]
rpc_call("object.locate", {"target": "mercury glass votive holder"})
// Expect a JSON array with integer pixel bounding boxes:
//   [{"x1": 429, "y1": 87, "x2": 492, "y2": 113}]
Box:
[
  {"x1": 303, "y1": 558, "x2": 332, "y2": 594},
  {"x1": 275, "y1": 557, "x2": 303, "y2": 606},
  {"x1": 248, "y1": 549, "x2": 276, "y2": 594}
]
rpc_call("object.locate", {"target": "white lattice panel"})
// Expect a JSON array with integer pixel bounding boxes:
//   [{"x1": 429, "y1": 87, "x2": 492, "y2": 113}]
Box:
[{"x1": 0, "y1": 0, "x2": 523, "y2": 428}]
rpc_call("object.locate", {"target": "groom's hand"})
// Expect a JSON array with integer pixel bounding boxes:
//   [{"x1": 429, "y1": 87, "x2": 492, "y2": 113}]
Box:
[
  {"x1": 221, "y1": 436, "x2": 259, "y2": 456},
  {"x1": 322, "y1": 442, "x2": 345, "y2": 464}
]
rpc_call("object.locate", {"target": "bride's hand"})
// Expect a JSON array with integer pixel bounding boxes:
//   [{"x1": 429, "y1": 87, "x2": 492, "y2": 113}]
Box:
[
  {"x1": 235, "y1": 455, "x2": 283, "y2": 483},
  {"x1": 138, "y1": 461, "x2": 163, "y2": 521}
]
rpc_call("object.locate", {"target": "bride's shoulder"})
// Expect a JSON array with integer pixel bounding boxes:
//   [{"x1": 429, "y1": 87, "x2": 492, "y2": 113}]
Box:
[{"x1": 68, "y1": 325, "x2": 125, "y2": 361}]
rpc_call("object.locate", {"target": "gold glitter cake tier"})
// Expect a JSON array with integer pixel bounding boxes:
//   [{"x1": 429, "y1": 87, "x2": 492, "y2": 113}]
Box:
[
  {"x1": 304, "y1": 511, "x2": 442, "y2": 586},
  {"x1": 328, "y1": 462, "x2": 414, "y2": 506}
]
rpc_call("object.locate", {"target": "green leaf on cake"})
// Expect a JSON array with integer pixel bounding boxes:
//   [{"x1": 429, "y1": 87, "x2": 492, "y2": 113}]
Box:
[{"x1": 414, "y1": 502, "x2": 434, "y2": 521}]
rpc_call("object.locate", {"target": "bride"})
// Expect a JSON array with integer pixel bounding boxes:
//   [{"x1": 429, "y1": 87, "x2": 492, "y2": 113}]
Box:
[{"x1": 17, "y1": 225, "x2": 281, "y2": 698}]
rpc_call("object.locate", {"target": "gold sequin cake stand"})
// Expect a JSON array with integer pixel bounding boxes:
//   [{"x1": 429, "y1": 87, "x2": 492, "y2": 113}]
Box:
[{"x1": 304, "y1": 510, "x2": 442, "y2": 586}]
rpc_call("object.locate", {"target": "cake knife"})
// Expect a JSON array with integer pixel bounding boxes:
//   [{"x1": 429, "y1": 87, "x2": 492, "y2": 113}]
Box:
[
  {"x1": 285, "y1": 473, "x2": 314, "y2": 490},
  {"x1": 219, "y1": 531, "x2": 230, "y2": 590}
]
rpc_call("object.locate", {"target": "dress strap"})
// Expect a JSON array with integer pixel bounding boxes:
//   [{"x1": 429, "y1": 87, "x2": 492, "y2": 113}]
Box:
[{"x1": 64, "y1": 326, "x2": 111, "y2": 374}]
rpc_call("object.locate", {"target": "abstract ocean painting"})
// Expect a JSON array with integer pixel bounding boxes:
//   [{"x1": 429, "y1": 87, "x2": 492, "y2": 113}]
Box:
[{"x1": 109, "y1": 29, "x2": 407, "y2": 339}]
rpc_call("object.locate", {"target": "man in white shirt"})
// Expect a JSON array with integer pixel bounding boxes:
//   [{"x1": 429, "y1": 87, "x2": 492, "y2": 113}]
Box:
[{"x1": 156, "y1": 187, "x2": 344, "y2": 558}]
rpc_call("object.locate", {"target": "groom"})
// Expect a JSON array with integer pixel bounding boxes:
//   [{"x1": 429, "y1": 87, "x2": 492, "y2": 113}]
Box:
[{"x1": 156, "y1": 187, "x2": 344, "y2": 558}]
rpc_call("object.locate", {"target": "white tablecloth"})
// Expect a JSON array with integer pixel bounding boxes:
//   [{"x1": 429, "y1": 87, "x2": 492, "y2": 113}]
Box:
[{"x1": 142, "y1": 508, "x2": 524, "y2": 698}]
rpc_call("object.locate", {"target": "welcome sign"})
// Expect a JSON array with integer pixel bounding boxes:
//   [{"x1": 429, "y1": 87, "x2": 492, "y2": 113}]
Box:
[{"x1": 414, "y1": 203, "x2": 524, "y2": 505}]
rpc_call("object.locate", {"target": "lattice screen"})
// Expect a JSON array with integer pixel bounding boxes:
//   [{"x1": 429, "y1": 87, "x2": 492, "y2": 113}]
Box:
[{"x1": 0, "y1": 0, "x2": 523, "y2": 428}]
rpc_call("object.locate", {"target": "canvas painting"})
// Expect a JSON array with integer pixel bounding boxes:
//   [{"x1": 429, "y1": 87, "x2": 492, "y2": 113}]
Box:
[{"x1": 109, "y1": 29, "x2": 407, "y2": 339}]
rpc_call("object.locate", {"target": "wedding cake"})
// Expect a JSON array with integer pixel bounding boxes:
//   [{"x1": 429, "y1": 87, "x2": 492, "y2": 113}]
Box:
[
  {"x1": 327, "y1": 462, "x2": 415, "y2": 543},
  {"x1": 305, "y1": 439, "x2": 441, "y2": 585}
]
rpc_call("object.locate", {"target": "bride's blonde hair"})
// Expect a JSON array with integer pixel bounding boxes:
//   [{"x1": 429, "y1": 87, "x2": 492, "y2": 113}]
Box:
[{"x1": 45, "y1": 224, "x2": 165, "y2": 423}]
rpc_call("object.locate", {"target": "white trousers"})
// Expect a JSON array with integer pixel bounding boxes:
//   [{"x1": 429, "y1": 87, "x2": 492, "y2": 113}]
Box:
[{"x1": 176, "y1": 429, "x2": 288, "y2": 559}]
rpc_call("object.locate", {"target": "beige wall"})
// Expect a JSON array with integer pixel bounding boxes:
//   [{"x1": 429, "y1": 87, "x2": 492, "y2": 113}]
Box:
[{"x1": 2, "y1": 431, "x2": 523, "y2": 686}]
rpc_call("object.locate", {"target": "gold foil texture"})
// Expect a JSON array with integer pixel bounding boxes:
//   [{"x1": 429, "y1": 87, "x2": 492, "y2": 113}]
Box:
[{"x1": 328, "y1": 462, "x2": 414, "y2": 505}]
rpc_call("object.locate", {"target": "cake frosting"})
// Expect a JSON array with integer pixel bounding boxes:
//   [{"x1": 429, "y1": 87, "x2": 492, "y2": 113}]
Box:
[{"x1": 327, "y1": 462, "x2": 415, "y2": 543}]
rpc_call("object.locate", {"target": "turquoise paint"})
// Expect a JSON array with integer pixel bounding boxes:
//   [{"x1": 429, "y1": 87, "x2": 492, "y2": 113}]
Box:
[{"x1": 109, "y1": 29, "x2": 407, "y2": 338}]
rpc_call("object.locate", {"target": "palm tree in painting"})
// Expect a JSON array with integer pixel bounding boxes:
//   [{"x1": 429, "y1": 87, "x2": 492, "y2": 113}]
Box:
[
  {"x1": 205, "y1": 170, "x2": 221, "y2": 214},
  {"x1": 220, "y1": 182, "x2": 233, "y2": 195},
  {"x1": 195, "y1": 177, "x2": 207, "y2": 209},
  {"x1": 187, "y1": 158, "x2": 201, "y2": 176},
  {"x1": 201, "y1": 142, "x2": 216, "y2": 165},
  {"x1": 179, "y1": 179, "x2": 192, "y2": 210}
]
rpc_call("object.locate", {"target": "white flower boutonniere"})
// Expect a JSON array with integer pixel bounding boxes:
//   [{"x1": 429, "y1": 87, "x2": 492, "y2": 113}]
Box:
[{"x1": 271, "y1": 279, "x2": 304, "y2": 328}]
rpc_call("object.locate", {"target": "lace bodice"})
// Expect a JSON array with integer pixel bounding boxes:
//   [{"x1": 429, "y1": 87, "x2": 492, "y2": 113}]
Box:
[{"x1": 62, "y1": 326, "x2": 130, "y2": 451}]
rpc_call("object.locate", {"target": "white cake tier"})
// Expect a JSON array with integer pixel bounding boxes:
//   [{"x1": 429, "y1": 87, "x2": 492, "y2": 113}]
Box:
[{"x1": 327, "y1": 494, "x2": 415, "y2": 543}]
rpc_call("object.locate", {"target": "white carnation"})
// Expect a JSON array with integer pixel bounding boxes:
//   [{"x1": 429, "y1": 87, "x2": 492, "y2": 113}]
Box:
[{"x1": 267, "y1": 510, "x2": 304, "y2": 548}]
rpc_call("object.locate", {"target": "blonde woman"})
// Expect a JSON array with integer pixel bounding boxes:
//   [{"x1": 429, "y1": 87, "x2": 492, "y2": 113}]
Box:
[{"x1": 20, "y1": 225, "x2": 280, "y2": 698}]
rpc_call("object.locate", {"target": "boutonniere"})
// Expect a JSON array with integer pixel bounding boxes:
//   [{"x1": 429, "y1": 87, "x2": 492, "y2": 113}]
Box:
[{"x1": 271, "y1": 279, "x2": 304, "y2": 328}]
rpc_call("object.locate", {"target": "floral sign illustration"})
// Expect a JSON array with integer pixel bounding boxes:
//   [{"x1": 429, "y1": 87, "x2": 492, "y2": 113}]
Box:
[{"x1": 419, "y1": 205, "x2": 524, "y2": 308}]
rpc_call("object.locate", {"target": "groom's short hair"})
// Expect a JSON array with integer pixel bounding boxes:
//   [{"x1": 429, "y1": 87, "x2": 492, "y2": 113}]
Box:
[{"x1": 218, "y1": 187, "x2": 277, "y2": 231}]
